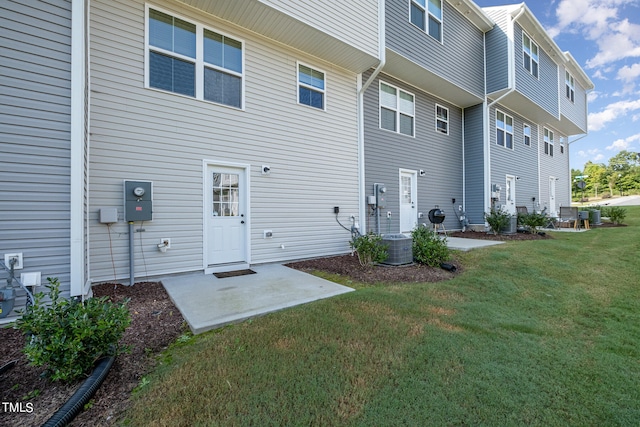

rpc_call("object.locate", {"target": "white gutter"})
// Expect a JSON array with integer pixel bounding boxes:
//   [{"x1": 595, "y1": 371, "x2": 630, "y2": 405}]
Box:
[
  {"x1": 70, "y1": 0, "x2": 86, "y2": 297},
  {"x1": 357, "y1": 0, "x2": 386, "y2": 232},
  {"x1": 484, "y1": 4, "x2": 526, "y2": 215}
]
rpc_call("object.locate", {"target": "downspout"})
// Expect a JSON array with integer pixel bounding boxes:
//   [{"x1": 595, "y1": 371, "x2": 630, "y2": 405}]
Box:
[
  {"x1": 358, "y1": 0, "x2": 385, "y2": 234},
  {"x1": 485, "y1": 4, "x2": 526, "y2": 215}
]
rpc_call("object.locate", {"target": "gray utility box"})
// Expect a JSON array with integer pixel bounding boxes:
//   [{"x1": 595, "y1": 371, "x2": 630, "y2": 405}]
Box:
[
  {"x1": 381, "y1": 234, "x2": 413, "y2": 265},
  {"x1": 502, "y1": 215, "x2": 518, "y2": 235},
  {"x1": 124, "y1": 180, "x2": 153, "y2": 222}
]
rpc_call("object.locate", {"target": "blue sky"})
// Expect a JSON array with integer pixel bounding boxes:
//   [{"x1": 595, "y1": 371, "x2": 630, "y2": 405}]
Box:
[{"x1": 474, "y1": 0, "x2": 640, "y2": 171}]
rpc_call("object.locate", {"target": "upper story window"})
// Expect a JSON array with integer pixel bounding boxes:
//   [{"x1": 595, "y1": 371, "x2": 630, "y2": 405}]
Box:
[
  {"x1": 544, "y1": 128, "x2": 554, "y2": 157},
  {"x1": 436, "y1": 104, "x2": 448, "y2": 134},
  {"x1": 565, "y1": 71, "x2": 575, "y2": 103},
  {"x1": 496, "y1": 110, "x2": 513, "y2": 149},
  {"x1": 410, "y1": 0, "x2": 443, "y2": 42},
  {"x1": 380, "y1": 81, "x2": 415, "y2": 137},
  {"x1": 147, "y1": 8, "x2": 243, "y2": 108},
  {"x1": 522, "y1": 31, "x2": 539, "y2": 79},
  {"x1": 523, "y1": 124, "x2": 531, "y2": 146},
  {"x1": 559, "y1": 137, "x2": 565, "y2": 154},
  {"x1": 298, "y1": 63, "x2": 325, "y2": 110}
]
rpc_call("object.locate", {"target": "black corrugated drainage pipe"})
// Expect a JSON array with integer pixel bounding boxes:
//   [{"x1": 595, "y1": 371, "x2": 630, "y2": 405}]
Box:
[
  {"x1": 41, "y1": 355, "x2": 115, "y2": 427},
  {"x1": 440, "y1": 263, "x2": 457, "y2": 272}
]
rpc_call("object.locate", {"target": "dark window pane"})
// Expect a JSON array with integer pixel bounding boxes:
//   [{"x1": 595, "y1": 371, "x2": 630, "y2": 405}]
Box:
[
  {"x1": 497, "y1": 129, "x2": 505, "y2": 146},
  {"x1": 525, "y1": 135, "x2": 530, "y2": 146},
  {"x1": 506, "y1": 133, "x2": 513, "y2": 149},
  {"x1": 400, "y1": 114, "x2": 413, "y2": 136},
  {"x1": 545, "y1": 141, "x2": 549, "y2": 154},
  {"x1": 381, "y1": 107, "x2": 396, "y2": 131},
  {"x1": 437, "y1": 120, "x2": 447, "y2": 134},
  {"x1": 204, "y1": 30, "x2": 242, "y2": 73},
  {"x1": 428, "y1": 16, "x2": 441, "y2": 41},
  {"x1": 310, "y1": 90, "x2": 324, "y2": 109},
  {"x1": 549, "y1": 144, "x2": 554, "y2": 157},
  {"x1": 299, "y1": 86, "x2": 323, "y2": 109},
  {"x1": 410, "y1": 4, "x2": 425, "y2": 30},
  {"x1": 150, "y1": 51, "x2": 195, "y2": 97},
  {"x1": 204, "y1": 67, "x2": 242, "y2": 108},
  {"x1": 532, "y1": 61, "x2": 538, "y2": 78}
]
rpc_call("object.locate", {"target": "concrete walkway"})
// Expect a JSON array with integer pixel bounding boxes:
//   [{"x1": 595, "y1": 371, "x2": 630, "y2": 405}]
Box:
[
  {"x1": 446, "y1": 236, "x2": 504, "y2": 251},
  {"x1": 160, "y1": 264, "x2": 354, "y2": 334}
]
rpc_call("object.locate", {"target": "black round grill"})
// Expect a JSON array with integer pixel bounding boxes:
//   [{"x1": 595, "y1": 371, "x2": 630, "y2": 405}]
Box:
[{"x1": 428, "y1": 208, "x2": 445, "y2": 224}]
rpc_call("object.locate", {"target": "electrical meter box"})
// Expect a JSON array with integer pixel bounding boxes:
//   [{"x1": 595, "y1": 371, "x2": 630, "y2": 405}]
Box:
[{"x1": 124, "y1": 180, "x2": 153, "y2": 222}]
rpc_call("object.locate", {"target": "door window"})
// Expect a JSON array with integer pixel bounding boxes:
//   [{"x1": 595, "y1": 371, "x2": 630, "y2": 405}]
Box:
[{"x1": 212, "y1": 172, "x2": 240, "y2": 217}]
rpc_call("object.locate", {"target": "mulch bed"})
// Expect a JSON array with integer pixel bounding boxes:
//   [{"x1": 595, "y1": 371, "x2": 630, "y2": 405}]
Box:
[
  {"x1": 448, "y1": 230, "x2": 553, "y2": 241},
  {"x1": 0, "y1": 281, "x2": 186, "y2": 427}
]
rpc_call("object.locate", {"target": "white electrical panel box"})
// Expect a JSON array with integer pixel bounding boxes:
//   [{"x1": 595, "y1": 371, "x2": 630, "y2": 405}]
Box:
[{"x1": 100, "y1": 207, "x2": 118, "y2": 224}]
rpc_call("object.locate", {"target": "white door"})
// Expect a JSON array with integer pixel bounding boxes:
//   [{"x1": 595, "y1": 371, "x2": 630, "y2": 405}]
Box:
[
  {"x1": 549, "y1": 177, "x2": 557, "y2": 217},
  {"x1": 505, "y1": 175, "x2": 516, "y2": 215},
  {"x1": 206, "y1": 166, "x2": 247, "y2": 266},
  {"x1": 399, "y1": 170, "x2": 417, "y2": 233}
]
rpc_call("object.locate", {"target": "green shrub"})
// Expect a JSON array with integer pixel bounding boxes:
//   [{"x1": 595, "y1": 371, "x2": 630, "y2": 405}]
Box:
[
  {"x1": 607, "y1": 206, "x2": 627, "y2": 224},
  {"x1": 412, "y1": 225, "x2": 450, "y2": 267},
  {"x1": 350, "y1": 233, "x2": 388, "y2": 268},
  {"x1": 485, "y1": 208, "x2": 511, "y2": 234},
  {"x1": 16, "y1": 277, "x2": 131, "y2": 382},
  {"x1": 518, "y1": 212, "x2": 548, "y2": 234}
]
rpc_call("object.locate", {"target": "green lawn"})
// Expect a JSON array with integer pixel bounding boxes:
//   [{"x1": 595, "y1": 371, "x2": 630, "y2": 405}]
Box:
[{"x1": 125, "y1": 206, "x2": 640, "y2": 426}]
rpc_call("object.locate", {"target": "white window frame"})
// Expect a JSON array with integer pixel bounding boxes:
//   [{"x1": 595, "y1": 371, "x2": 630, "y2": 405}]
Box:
[
  {"x1": 565, "y1": 71, "x2": 575, "y2": 103},
  {"x1": 496, "y1": 110, "x2": 514, "y2": 150},
  {"x1": 297, "y1": 62, "x2": 326, "y2": 111},
  {"x1": 559, "y1": 136, "x2": 565, "y2": 154},
  {"x1": 523, "y1": 123, "x2": 531, "y2": 147},
  {"x1": 379, "y1": 81, "x2": 415, "y2": 137},
  {"x1": 522, "y1": 31, "x2": 539, "y2": 79},
  {"x1": 410, "y1": 0, "x2": 443, "y2": 43},
  {"x1": 435, "y1": 104, "x2": 449, "y2": 135},
  {"x1": 544, "y1": 128, "x2": 554, "y2": 157},
  {"x1": 144, "y1": 5, "x2": 245, "y2": 109}
]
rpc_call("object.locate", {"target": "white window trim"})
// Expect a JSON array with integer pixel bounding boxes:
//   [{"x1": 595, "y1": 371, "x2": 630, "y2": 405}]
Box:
[
  {"x1": 144, "y1": 4, "x2": 246, "y2": 110},
  {"x1": 523, "y1": 123, "x2": 531, "y2": 147},
  {"x1": 544, "y1": 127, "x2": 554, "y2": 157},
  {"x1": 379, "y1": 81, "x2": 415, "y2": 137},
  {"x1": 496, "y1": 110, "x2": 514, "y2": 150},
  {"x1": 565, "y1": 71, "x2": 575, "y2": 103},
  {"x1": 435, "y1": 104, "x2": 449, "y2": 135},
  {"x1": 409, "y1": 0, "x2": 444, "y2": 43},
  {"x1": 296, "y1": 61, "x2": 327, "y2": 111},
  {"x1": 522, "y1": 30, "x2": 539, "y2": 80}
]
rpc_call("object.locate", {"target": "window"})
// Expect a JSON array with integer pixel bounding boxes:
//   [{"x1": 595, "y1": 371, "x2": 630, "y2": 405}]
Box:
[
  {"x1": 544, "y1": 128, "x2": 554, "y2": 156},
  {"x1": 565, "y1": 71, "x2": 575, "y2": 103},
  {"x1": 436, "y1": 104, "x2": 448, "y2": 134},
  {"x1": 523, "y1": 124, "x2": 531, "y2": 146},
  {"x1": 298, "y1": 63, "x2": 325, "y2": 110},
  {"x1": 496, "y1": 111, "x2": 513, "y2": 149},
  {"x1": 379, "y1": 82, "x2": 415, "y2": 137},
  {"x1": 560, "y1": 137, "x2": 565, "y2": 154},
  {"x1": 147, "y1": 8, "x2": 243, "y2": 108},
  {"x1": 410, "y1": 0, "x2": 443, "y2": 42},
  {"x1": 522, "y1": 31, "x2": 539, "y2": 78}
]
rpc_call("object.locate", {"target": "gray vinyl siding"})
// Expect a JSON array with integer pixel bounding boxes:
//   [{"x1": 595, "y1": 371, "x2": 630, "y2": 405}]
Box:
[
  {"x1": 561, "y1": 67, "x2": 588, "y2": 133},
  {"x1": 88, "y1": 0, "x2": 360, "y2": 282},
  {"x1": 263, "y1": 0, "x2": 379, "y2": 58},
  {"x1": 0, "y1": 0, "x2": 73, "y2": 316},
  {"x1": 463, "y1": 103, "x2": 485, "y2": 224},
  {"x1": 363, "y1": 72, "x2": 464, "y2": 232},
  {"x1": 489, "y1": 105, "x2": 539, "y2": 212},
  {"x1": 514, "y1": 23, "x2": 559, "y2": 118},
  {"x1": 539, "y1": 130, "x2": 571, "y2": 211},
  {"x1": 484, "y1": 10, "x2": 509, "y2": 94},
  {"x1": 386, "y1": 0, "x2": 485, "y2": 99}
]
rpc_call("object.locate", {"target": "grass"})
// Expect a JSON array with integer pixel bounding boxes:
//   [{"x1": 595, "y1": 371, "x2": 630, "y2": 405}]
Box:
[{"x1": 125, "y1": 207, "x2": 640, "y2": 426}]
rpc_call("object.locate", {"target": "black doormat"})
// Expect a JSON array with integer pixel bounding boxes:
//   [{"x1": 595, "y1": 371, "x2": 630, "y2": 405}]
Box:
[{"x1": 213, "y1": 269, "x2": 257, "y2": 279}]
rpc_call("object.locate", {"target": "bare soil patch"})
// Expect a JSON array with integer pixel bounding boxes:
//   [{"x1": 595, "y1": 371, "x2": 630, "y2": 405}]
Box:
[{"x1": 0, "y1": 281, "x2": 186, "y2": 427}]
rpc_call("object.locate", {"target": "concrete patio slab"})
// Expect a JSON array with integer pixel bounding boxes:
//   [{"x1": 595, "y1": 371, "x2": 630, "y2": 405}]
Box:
[
  {"x1": 445, "y1": 236, "x2": 504, "y2": 251},
  {"x1": 160, "y1": 264, "x2": 354, "y2": 334}
]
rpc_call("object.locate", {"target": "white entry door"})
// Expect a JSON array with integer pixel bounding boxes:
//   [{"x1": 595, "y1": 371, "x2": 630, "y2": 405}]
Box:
[
  {"x1": 505, "y1": 175, "x2": 516, "y2": 215},
  {"x1": 399, "y1": 170, "x2": 417, "y2": 233},
  {"x1": 549, "y1": 177, "x2": 557, "y2": 217},
  {"x1": 206, "y1": 165, "x2": 248, "y2": 267}
]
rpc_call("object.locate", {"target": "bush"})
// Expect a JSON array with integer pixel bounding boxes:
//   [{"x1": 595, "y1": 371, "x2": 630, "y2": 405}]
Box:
[
  {"x1": 518, "y1": 212, "x2": 548, "y2": 233},
  {"x1": 16, "y1": 277, "x2": 131, "y2": 382},
  {"x1": 607, "y1": 206, "x2": 627, "y2": 224},
  {"x1": 485, "y1": 208, "x2": 511, "y2": 234},
  {"x1": 601, "y1": 192, "x2": 612, "y2": 199},
  {"x1": 350, "y1": 233, "x2": 388, "y2": 268},
  {"x1": 412, "y1": 225, "x2": 450, "y2": 267}
]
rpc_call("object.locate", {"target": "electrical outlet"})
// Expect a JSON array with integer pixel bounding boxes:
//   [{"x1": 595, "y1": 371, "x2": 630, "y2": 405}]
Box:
[
  {"x1": 386, "y1": 211, "x2": 392, "y2": 218},
  {"x1": 264, "y1": 230, "x2": 273, "y2": 239},
  {"x1": 160, "y1": 238, "x2": 171, "y2": 248},
  {"x1": 4, "y1": 253, "x2": 23, "y2": 270}
]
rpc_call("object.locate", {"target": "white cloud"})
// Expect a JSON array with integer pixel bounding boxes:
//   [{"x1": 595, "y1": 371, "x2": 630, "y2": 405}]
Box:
[
  {"x1": 587, "y1": 91, "x2": 600, "y2": 102},
  {"x1": 550, "y1": 1, "x2": 640, "y2": 69},
  {"x1": 606, "y1": 133, "x2": 640, "y2": 150},
  {"x1": 588, "y1": 99, "x2": 640, "y2": 131}
]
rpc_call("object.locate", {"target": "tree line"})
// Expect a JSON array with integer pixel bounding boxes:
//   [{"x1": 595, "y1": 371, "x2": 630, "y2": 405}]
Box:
[{"x1": 572, "y1": 150, "x2": 640, "y2": 199}]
